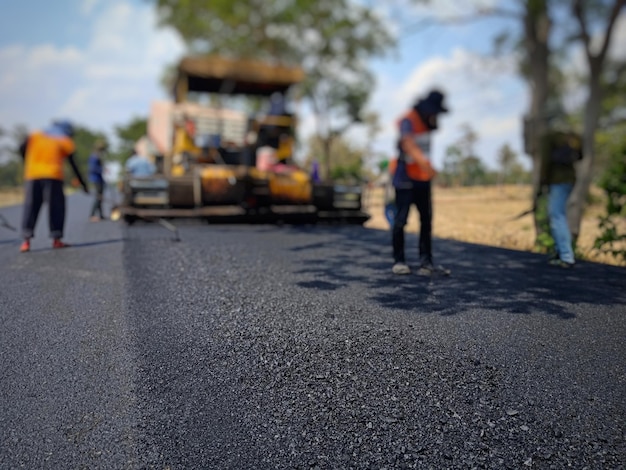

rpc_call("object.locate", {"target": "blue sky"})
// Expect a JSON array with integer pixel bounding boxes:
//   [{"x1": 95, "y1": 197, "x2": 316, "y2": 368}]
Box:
[
  {"x1": 0, "y1": 0, "x2": 184, "y2": 146},
  {"x1": 0, "y1": 1, "x2": 623, "y2": 170}
]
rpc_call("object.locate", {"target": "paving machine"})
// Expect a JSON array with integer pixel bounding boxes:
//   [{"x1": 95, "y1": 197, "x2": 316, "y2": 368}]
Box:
[{"x1": 117, "y1": 55, "x2": 369, "y2": 225}]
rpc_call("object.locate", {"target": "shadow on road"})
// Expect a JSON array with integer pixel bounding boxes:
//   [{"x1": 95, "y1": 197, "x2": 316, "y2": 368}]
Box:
[
  {"x1": 287, "y1": 226, "x2": 626, "y2": 319},
  {"x1": 1, "y1": 238, "x2": 124, "y2": 252}
]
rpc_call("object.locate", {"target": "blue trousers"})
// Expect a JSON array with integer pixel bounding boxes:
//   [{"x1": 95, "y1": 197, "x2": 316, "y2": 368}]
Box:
[
  {"x1": 548, "y1": 183, "x2": 575, "y2": 264},
  {"x1": 21, "y1": 179, "x2": 65, "y2": 239},
  {"x1": 392, "y1": 181, "x2": 432, "y2": 265}
]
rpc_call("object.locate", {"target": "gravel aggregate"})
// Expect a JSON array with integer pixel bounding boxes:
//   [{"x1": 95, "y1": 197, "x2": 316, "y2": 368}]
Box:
[
  {"x1": 123, "y1": 222, "x2": 626, "y2": 469},
  {"x1": 0, "y1": 195, "x2": 624, "y2": 469}
]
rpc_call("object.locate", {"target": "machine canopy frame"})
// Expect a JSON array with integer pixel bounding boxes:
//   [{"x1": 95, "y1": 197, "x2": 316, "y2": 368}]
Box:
[{"x1": 174, "y1": 55, "x2": 305, "y2": 102}]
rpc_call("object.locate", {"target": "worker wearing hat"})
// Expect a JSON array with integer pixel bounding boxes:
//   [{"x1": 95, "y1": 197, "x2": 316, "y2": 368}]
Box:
[
  {"x1": 390, "y1": 90, "x2": 449, "y2": 275},
  {"x1": 88, "y1": 139, "x2": 108, "y2": 221},
  {"x1": 19, "y1": 120, "x2": 89, "y2": 252}
]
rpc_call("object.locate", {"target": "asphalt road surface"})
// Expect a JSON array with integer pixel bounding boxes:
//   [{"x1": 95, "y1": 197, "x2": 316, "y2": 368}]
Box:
[{"x1": 1, "y1": 193, "x2": 625, "y2": 469}]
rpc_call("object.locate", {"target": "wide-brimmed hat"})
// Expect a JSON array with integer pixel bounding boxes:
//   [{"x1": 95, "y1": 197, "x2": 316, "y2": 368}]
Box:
[{"x1": 415, "y1": 90, "x2": 449, "y2": 115}]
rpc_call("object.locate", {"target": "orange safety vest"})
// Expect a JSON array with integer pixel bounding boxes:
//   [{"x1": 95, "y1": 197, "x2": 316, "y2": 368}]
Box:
[
  {"x1": 23, "y1": 132, "x2": 75, "y2": 181},
  {"x1": 389, "y1": 110, "x2": 432, "y2": 182}
]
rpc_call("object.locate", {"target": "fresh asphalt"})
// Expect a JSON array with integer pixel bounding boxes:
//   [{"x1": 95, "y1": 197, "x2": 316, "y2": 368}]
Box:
[{"x1": 1, "y1": 193, "x2": 624, "y2": 469}]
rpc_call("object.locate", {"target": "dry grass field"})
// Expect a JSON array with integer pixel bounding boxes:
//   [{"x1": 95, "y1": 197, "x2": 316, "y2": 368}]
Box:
[
  {"x1": 363, "y1": 184, "x2": 625, "y2": 267},
  {"x1": 0, "y1": 188, "x2": 24, "y2": 208},
  {"x1": 1, "y1": 185, "x2": 623, "y2": 266}
]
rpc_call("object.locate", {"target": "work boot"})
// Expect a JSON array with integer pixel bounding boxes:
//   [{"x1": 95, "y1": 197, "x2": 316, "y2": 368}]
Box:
[
  {"x1": 418, "y1": 262, "x2": 452, "y2": 277},
  {"x1": 549, "y1": 258, "x2": 574, "y2": 269},
  {"x1": 52, "y1": 239, "x2": 71, "y2": 249},
  {"x1": 417, "y1": 263, "x2": 435, "y2": 276},
  {"x1": 20, "y1": 239, "x2": 30, "y2": 253},
  {"x1": 392, "y1": 262, "x2": 411, "y2": 275}
]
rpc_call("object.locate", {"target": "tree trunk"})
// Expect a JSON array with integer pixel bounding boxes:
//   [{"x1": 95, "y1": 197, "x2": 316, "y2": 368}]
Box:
[
  {"x1": 568, "y1": 66, "x2": 602, "y2": 240},
  {"x1": 568, "y1": 0, "x2": 625, "y2": 241},
  {"x1": 523, "y1": 0, "x2": 551, "y2": 242}
]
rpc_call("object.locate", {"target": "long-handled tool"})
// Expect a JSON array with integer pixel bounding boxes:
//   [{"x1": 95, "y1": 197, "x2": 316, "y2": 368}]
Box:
[
  {"x1": 156, "y1": 218, "x2": 180, "y2": 242},
  {"x1": 506, "y1": 206, "x2": 535, "y2": 222},
  {"x1": 0, "y1": 213, "x2": 16, "y2": 231}
]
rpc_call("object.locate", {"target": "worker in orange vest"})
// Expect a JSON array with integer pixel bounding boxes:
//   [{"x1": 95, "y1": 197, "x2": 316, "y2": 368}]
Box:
[
  {"x1": 19, "y1": 120, "x2": 89, "y2": 253},
  {"x1": 390, "y1": 90, "x2": 448, "y2": 275}
]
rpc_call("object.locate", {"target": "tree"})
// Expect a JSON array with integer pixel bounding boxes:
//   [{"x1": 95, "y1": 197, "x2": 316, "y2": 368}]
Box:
[
  {"x1": 459, "y1": 156, "x2": 488, "y2": 186},
  {"x1": 498, "y1": 143, "x2": 517, "y2": 184},
  {"x1": 566, "y1": 0, "x2": 625, "y2": 241},
  {"x1": 113, "y1": 117, "x2": 148, "y2": 163},
  {"x1": 479, "y1": 0, "x2": 625, "y2": 248},
  {"x1": 151, "y1": 0, "x2": 394, "y2": 180},
  {"x1": 592, "y1": 72, "x2": 626, "y2": 264},
  {"x1": 64, "y1": 125, "x2": 108, "y2": 184},
  {"x1": 441, "y1": 145, "x2": 463, "y2": 187},
  {"x1": 594, "y1": 145, "x2": 626, "y2": 263},
  {"x1": 410, "y1": 0, "x2": 624, "y2": 246},
  {"x1": 490, "y1": 0, "x2": 555, "y2": 239},
  {"x1": 441, "y1": 123, "x2": 491, "y2": 186},
  {"x1": 497, "y1": 143, "x2": 530, "y2": 184},
  {"x1": 453, "y1": 124, "x2": 482, "y2": 186},
  {"x1": 0, "y1": 124, "x2": 29, "y2": 187},
  {"x1": 302, "y1": 134, "x2": 369, "y2": 182}
]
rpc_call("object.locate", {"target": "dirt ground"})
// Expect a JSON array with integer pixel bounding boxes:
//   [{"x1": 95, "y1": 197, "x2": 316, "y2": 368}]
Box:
[
  {"x1": 362, "y1": 184, "x2": 625, "y2": 267},
  {"x1": 1, "y1": 185, "x2": 623, "y2": 266}
]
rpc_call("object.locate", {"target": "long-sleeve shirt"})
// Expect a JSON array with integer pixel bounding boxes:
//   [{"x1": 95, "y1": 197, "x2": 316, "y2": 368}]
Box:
[
  {"x1": 22, "y1": 131, "x2": 75, "y2": 181},
  {"x1": 539, "y1": 131, "x2": 581, "y2": 186},
  {"x1": 88, "y1": 153, "x2": 105, "y2": 184}
]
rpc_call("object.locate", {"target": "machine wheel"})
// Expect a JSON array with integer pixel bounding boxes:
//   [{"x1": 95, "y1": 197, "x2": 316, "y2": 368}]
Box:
[{"x1": 123, "y1": 214, "x2": 137, "y2": 225}]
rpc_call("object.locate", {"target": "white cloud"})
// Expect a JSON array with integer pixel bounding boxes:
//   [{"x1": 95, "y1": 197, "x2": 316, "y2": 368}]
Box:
[
  {"x1": 90, "y1": 3, "x2": 140, "y2": 55},
  {"x1": 367, "y1": 47, "x2": 527, "y2": 170},
  {"x1": 478, "y1": 115, "x2": 519, "y2": 138},
  {"x1": 0, "y1": 0, "x2": 184, "y2": 138},
  {"x1": 26, "y1": 44, "x2": 83, "y2": 68},
  {"x1": 608, "y1": 13, "x2": 626, "y2": 61},
  {"x1": 80, "y1": 0, "x2": 101, "y2": 16},
  {"x1": 414, "y1": 0, "x2": 500, "y2": 20}
]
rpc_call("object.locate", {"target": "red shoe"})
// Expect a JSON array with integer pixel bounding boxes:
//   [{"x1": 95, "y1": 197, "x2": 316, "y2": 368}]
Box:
[
  {"x1": 20, "y1": 239, "x2": 30, "y2": 253},
  {"x1": 52, "y1": 239, "x2": 71, "y2": 249}
]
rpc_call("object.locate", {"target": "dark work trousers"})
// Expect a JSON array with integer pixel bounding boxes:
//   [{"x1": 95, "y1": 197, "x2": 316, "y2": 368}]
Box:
[
  {"x1": 21, "y1": 179, "x2": 66, "y2": 239},
  {"x1": 392, "y1": 181, "x2": 432, "y2": 265},
  {"x1": 90, "y1": 181, "x2": 105, "y2": 218}
]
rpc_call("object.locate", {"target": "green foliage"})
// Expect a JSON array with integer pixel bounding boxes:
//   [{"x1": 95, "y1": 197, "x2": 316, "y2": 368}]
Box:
[
  {"x1": 594, "y1": 148, "x2": 626, "y2": 263},
  {"x1": 438, "y1": 123, "x2": 514, "y2": 187},
  {"x1": 0, "y1": 160, "x2": 23, "y2": 187},
  {"x1": 459, "y1": 156, "x2": 488, "y2": 186},
  {"x1": 497, "y1": 143, "x2": 531, "y2": 185},
  {"x1": 304, "y1": 134, "x2": 367, "y2": 182},
  {"x1": 534, "y1": 191, "x2": 588, "y2": 259},
  {"x1": 441, "y1": 145, "x2": 462, "y2": 186},
  {"x1": 591, "y1": 52, "x2": 626, "y2": 263},
  {"x1": 151, "y1": 0, "x2": 394, "y2": 180},
  {"x1": 112, "y1": 117, "x2": 148, "y2": 162},
  {"x1": 533, "y1": 194, "x2": 555, "y2": 253},
  {"x1": 152, "y1": 0, "x2": 393, "y2": 75},
  {"x1": 64, "y1": 126, "x2": 108, "y2": 184},
  {"x1": 0, "y1": 124, "x2": 28, "y2": 187}
]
